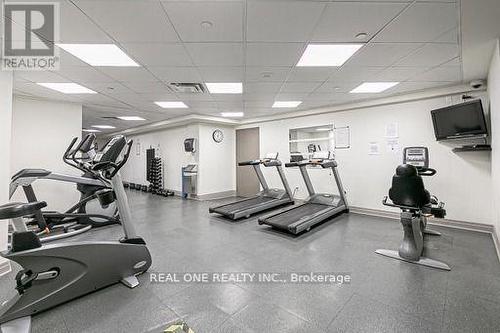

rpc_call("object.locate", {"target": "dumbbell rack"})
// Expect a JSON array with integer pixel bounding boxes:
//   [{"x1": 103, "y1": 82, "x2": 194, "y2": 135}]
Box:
[
  {"x1": 145, "y1": 148, "x2": 174, "y2": 197},
  {"x1": 148, "y1": 157, "x2": 163, "y2": 194}
]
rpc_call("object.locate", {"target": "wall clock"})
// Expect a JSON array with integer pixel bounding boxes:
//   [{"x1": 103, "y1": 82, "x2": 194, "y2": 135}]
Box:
[{"x1": 212, "y1": 129, "x2": 224, "y2": 143}]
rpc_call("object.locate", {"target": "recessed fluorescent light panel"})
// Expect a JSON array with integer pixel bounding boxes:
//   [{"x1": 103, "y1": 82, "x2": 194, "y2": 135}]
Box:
[
  {"x1": 92, "y1": 125, "x2": 116, "y2": 129},
  {"x1": 272, "y1": 101, "x2": 302, "y2": 108},
  {"x1": 82, "y1": 129, "x2": 101, "y2": 133},
  {"x1": 316, "y1": 128, "x2": 332, "y2": 132},
  {"x1": 154, "y1": 101, "x2": 188, "y2": 109},
  {"x1": 117, "y1": 116, "x2": 145, "y2": 121},
  {"x1": 205, "y1": 82, "x2": 242, "y2": 94},
  {"x1": 220, "y1": 112, "x2": 244, "y2": 118},
  {"x1": 350, "y1": 82, "x2": 399, "y2": 93},
  {"x1": 57, "y1": 44, "x2": 139, "y2": 67},
  {"x1": 297, "y1": 44, "x2": 363, "y2": 67},
  {"x1": 37, "y1": 83, "x2": 97, "y2": 94}
]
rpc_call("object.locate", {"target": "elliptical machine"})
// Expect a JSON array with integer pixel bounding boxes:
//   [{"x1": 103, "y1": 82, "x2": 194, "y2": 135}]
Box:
[
  {"x1": 0, "y1": 135, "x2": 152, "y2": 333},
  {"x1": 9, "y1": 134, "x2": 120, "y2": 243},
  {"x1": 375, "y1": 147, "x2": 450, "y2": 270}
]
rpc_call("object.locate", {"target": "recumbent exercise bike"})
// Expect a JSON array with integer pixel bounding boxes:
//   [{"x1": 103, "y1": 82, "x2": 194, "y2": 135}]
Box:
[{"x1": 375, "y1": 147, "x2": 450, "y2": 271}]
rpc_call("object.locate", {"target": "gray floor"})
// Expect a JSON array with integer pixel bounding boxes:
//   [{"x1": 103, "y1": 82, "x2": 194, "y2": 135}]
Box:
[{"x1": 1, "y1": 191, "x2": 500, "y2": 333}]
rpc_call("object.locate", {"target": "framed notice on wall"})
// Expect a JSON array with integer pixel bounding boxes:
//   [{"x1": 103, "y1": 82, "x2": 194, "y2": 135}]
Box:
[{"x1": 334, "y1": 126, "x2": 350, "y2": 149}]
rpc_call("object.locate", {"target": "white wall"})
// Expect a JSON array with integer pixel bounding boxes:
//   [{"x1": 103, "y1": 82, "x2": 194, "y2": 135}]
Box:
[
  {"x1": 239, "y1": 93, "x2": 493, "y2": 224},
  {"x1": 120, "y1": 124, "x2": 199, "y2": 192},
  {"x1": 0, "y1": 72, "x2": 13, "y2": 271},
  {"x1": 488, "y1": 39, "x2": 500, "y2": 240},
  {"x1": 198, "y1": 124, "x2": 236, "y2": 195},
  {"x1": 10, "y1": 97, "x2": 83, "y2": 212},
  {"x1": 120, "y1": 123, "x2": 236, "y2": 197}
]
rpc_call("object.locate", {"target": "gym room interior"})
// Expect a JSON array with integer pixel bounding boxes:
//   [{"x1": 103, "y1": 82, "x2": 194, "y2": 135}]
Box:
[{"x1": 1, "y1": 0, "x2": 500, "y2": 332}]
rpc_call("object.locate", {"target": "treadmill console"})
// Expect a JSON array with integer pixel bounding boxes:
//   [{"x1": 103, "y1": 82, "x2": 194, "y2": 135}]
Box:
[
  {"x1": 265, "y1": 152, "x2": 279, "y2": 160},
  {"x1": 312, "y1": 151, "x2": 332, "y2": 160},
  {"x1": 403, "y1": 147, "x2": 429, "y2": 169}
]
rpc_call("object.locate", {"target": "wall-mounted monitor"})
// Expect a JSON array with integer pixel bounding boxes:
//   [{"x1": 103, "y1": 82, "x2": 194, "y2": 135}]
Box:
[{"x1": 431, "y1": 100, "x2": 487, "y2": 141}]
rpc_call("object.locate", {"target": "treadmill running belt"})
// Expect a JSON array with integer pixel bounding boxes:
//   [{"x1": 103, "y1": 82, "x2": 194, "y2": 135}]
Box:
[
  {"x1": 214, "y1": 196, "x2": 275, "y2": 214},
  {"x1": 263, "y1": 203, "x2": 328, "y2": 227}
]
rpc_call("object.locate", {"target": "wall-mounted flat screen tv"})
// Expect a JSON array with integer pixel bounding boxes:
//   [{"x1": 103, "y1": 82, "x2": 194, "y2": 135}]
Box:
[{"x1": 431, "y1": 100, "x2": 487, "y2": 141}]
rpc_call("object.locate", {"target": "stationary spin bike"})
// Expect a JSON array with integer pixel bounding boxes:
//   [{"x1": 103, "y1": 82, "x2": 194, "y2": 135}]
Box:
[
  {"x1": 375, "y1": 147, "x2": 450, "y2": 271},
  {"x1": 0, "y1": 135, "x2": 152, "y2": 333}
]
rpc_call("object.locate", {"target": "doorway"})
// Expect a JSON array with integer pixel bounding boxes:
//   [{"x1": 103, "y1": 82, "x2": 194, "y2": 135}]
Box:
[{"x1": 236, "y1": 127, "x2": 260, "y2": 197}]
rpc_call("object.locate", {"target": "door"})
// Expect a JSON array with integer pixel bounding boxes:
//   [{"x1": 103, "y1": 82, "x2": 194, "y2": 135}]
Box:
[{"x1": 236, "y1": 127, "x2": 260, "y2": 197}]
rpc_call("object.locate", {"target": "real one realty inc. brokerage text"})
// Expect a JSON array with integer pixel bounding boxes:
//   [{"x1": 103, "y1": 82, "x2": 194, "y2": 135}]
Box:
[{"x1": 149, "y1": 272, "x2": 352, "y2": 284}]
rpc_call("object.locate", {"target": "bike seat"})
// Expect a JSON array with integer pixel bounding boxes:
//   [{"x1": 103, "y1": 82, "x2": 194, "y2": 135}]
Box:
[
  {"x1": 389, "y1": 164, "x2": 430, "y2": 209},
  {"x1": 0, "y1": 202, "x2": 47, "y2": 220}
]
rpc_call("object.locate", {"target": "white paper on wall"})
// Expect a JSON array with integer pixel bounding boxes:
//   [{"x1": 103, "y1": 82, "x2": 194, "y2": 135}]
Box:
[
  {"x1": 368, "y1": 141, "x2": 380, "y2": 155},
  {"x1": 385, "y1": 123, "x2": 399, "y2": 138},
  {"x1": 386, "y1": 138, "x2": 400, "y2": 153},
  {"x1": 334, "y1": 126, "x2": 350, "y2": 149}
]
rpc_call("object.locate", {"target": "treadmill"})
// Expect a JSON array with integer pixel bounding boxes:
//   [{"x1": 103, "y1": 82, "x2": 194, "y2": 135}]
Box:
[
  {"x1": 209, "y1": 153, "x2": 294, "y2": 220},
  {"x1": 258, "y1": 151, "x2": 349, "y2": 234}
]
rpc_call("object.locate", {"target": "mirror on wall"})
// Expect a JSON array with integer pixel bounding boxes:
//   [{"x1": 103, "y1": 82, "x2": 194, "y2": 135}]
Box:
[{"x1": 289, "y1": 125, "x2": 334, "y2": 162}]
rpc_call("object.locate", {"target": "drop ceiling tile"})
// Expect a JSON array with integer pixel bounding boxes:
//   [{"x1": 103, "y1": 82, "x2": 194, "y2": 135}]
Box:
[
  {"x1": 391, "y1": 81, "x2": 455, "y2": 93},
  {"x1": 247, "y1": 1, "x2": 325, "y2": 42},
  {"x1": 244, "y1": 93, "x2": 277, "y2": 102},
  {"x1": 274, "y1": 92, "x2": 309, "y2": 101},
  {"x1": 176, "y1": 93, "x2": 215, "y2": 102},
  {"x1": 198, "y1": 67, "x2": 244, "y2": 82},
  {"x1": 331, "y1": 66, "x2": 385, "y2": 81},
  {"x1": 57, "y1": 67, "x2": 115, "y2": 83},
  {"x1": 59, "y1": 2, "x2": 112, "y2": 43},
  {"x1": 185, "y1": 43, "x2": 244, "y2": 66},
  {"x1": 287, "y1": 68, "x2": 334, "y2": 82},
  {"x1": 280, "y1": 82, "x2": 323, "y2": 93},
  {"x1": 84, "y1": 82, "x2": 137, "y2": 95},
  {"x1": 434, "y1": 28, "x2": 458, "y2": 43},
  {"x1": 162, "y1": 2, "x2": 243, "y2": 42},
  {"x1": 374, "y1": 2, "x2": 458, "y2": 42},
  {"x1": 246, "y1": 43, "x2": 304, "y2": 66},
  {"x1": 15, "y1": 71, "x2": 70, "y2": 83},
  {"x1": 312, "y1": 2, "x2": 406, "y2": 42},
  {"x1": 315, "y1": 81, "x2": 362, "y2": 93},
  {"x1": 135, "y1": 92, "x2": 178, "y2": 102},
  {"x1": 58, "y1": 50, "x2": 92, "y2": 68},
  {"x1": 244, "y1": 100, "x2": 274, "y2": 108},
  {"x1": 410, "y1": 66, "x2": 462, "y2": 82},
  {"x1": 245, "y1": 82, "x2": 283, "y2": 94},
  {"x1": 184, "y1": 101, "x2": 218, "y2": 109},
  {"x1": 396, "y1": 43, "x2": 459, "y2": 67},
  {"x1": 245, "y1": 67, "x2": 291, "y2": 82},
  {"x1": 76, "y1": 1, "x2": 179, "y2": 42},
  {"x1": 211, "y1": 94, "x2": 243, "y2": 102},
  {"x1": 149, "y1": 67, "x2": 203, "y2": 83},
  {"x1": 375, "y1": 67, "x2": 429, "y2": 81},
  {"x1": 346, "y1": 43, "x2": 423, "y2": 67},
  {"x1": 98, "y1": 68, "x2": 158, "y2": 82},
  {"x1": 121, "y1": 81, "x2": 170, "y2": 94},
  {"x1": 122, "y1": 43, "x2": 193, "y2": 66}
]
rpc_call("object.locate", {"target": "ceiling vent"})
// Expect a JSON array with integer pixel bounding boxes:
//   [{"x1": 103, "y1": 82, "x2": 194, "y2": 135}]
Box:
[{"x1": 167, "y1": 83, "x2": 206, "y2": 94}]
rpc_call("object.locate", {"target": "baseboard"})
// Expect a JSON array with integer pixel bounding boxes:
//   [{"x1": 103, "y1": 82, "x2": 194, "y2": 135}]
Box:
[
  {"x1": 0, "y1": 259, "x2": 11, "y2": 277},
  {"x1": 492, "y1": 226, "x2": 500, "y2": 263},
  {"x1": 195, "y1": 190, "x2": 236, "y2": 201},
  {"x1": 351, "y1": 206, "x2": 500, "y2": 264},
  {"x1": 351, "y1": 206, "x2": 495, "y2": 233}
]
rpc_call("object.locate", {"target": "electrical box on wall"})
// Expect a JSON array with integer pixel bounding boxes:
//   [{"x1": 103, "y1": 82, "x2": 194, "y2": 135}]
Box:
[{"x1": 184, "y1": 138, "x2": 196, "y2": 153}]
